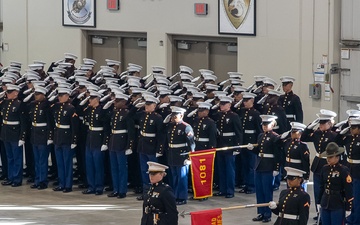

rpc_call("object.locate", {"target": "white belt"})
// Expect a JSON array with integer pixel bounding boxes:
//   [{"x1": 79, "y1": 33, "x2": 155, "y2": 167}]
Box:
[
  {"x1": 89, "y1": 126, "x2": 104, "y2": 131},
  {"x1": 316, "y1": 153, "x2": 327, "y2": 159},
  {"x1": 347, "y1": 158, "x2": 360, "y2": 164},
  {"x1": 56, "y1": 123, "x2": 70, "y2": 129},
  {"x1": 32, "y1": 122, "x2": 47, "y2": 127},
  {"x1": 195, "y1": 137, "x2": 210, "y2": 142},
  {"x1": 244, "y1": 130, "x2": 256, "y2": 134},
  {"x1": 258, "y1": 153, "x2": 274, "y2": 158},
  {"x1": 112, "y1": 129, "x2": 128, "y2": 134},
  {"x1": 286, "y1": 157, "x2": 302, "y2": 163},
  {"x1": 273, "y1": 125, "x2": 279, "y2": 130},
  {"x1": 222, "y1": 132, "x2": 235, "y2": 137},
  {"x1": 79, "y1": 116, "x2": 84, "y2": 121},
  {"x1": 286, "y1": 114, "x2": 296, "y2": 119},
  {"x1": 140, "y1": 131, "x2": 156, "y2": 137},
  {"x1": 3, "y1": 120, "x2": 20, "y2": 125},
  {"x1": 279, "y1": 213, "x2": 299, "y2": 220},
  {"x1": 169, "y1": 143, "x2": 187, "y2": 148}
]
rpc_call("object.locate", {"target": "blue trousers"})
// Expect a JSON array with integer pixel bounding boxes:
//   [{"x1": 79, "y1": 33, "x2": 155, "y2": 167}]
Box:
[
  {"x1": 169, "y1": 165, "x2": 189, "y2": 200},
  {"x1": 255, "y1": 171, "x2": 273, "y2": 219},
  {"x1": 348, "y1": 178, "x2": 360, "y2": 225},
  {"x1": 109, "y1": 150, "x2": 128, "y2": 194},
  {"x1": 86, "y1": 147, "x2": 105, "y2": 192},
  {"x1": 33, "y1": 144, "x2": 49, "y2": 185},
  {"x1": 55, "y1": 145, "x2": 74, "y2": 189},
  {"x1": 139, "y1": 153, "x2": 157, "y2": 193},
  {"x1": 4, "y1": 141, "x2": 23, "y2": 184},
  {"x1": 217, "y1": 152, "x2": 235, "y2": 195},
  {"x1": 321, "y1": 208, "x2": 344, "y2": 225},
  {"x1": 241, "y1": 150, "x2": 256, "y2": 191}
]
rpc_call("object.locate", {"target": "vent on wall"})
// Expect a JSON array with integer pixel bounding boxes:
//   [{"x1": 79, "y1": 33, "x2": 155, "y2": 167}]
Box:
[
  {"x1": 137, "y1": 38, "x2": 147, "y2": 48},
  {"x1": 177, "y1": 41, "x2": 191, "y2": 50}
]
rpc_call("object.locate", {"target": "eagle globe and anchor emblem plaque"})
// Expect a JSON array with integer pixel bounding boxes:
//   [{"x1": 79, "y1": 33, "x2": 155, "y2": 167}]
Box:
[
  {"x1": 222, "y1": 0, "x2": 251, "y2": 29},
  {"x1": 67, "y1": 0, "x2": 92, "y2": 24}
]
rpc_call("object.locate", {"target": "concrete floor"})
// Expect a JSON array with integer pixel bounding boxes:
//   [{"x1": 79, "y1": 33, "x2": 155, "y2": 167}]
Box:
[{"x1": 0, "y1": 180, "x2": 317, "y2": 225}]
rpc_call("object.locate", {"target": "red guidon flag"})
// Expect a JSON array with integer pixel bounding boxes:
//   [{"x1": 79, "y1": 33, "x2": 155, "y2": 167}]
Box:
[
  {"x1": 189, "y1": 149, "x2": 216, "y2": 199},
  {"x1": 191, "y1": 208, "x2": 222, "y2": 225}
]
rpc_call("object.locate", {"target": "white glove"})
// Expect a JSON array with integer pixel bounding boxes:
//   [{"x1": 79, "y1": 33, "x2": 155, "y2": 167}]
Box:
[
  {"x1": 340, "y1": 126, "x2": 350, "y2": 135},
  {"x1": 47, "y1": 140, "x2": 53, "y2": 145},
  {"x1": 156, "y1": 153, "x2": 163, "y2": 158},
  {"x1": 187, "y1": 109, "x2": 198, "y2": 118},
  {"x1": 163, "y1": 114, "x2": 172, "y2": 124},
  {"x1": 316, "y1": 204, "x2": 321, "y2": 211},
  {"x1": 269, "y1": 201, "x2": 277, "y2": 209},
  {"x1": 307, "y1": 118, "x2": 320, "y2": 129},
  {"x1": 184, "y1": 159, "x2": 192, "y2": 165},
  {"x1": 135, "y1": 102, "x2": 145, "y2": 108},
  {"x1": 247, "y1": 143, "x2": 254, "y2": 150},
  {"x1": 233, "y1": 151, "x2": 240, "y2": 155},
  {"x1": 159, "y1": 103, "x2": 170, "y2": 109},
  {"x1": 101, "y1": 145, "x2": 108, "y2": 151},
  {"x1": 273, "y1": 171, "x2": 279, "y2": 177},
  {"x1": 211, "y1": 103, "x2": 219, "y2": 110},
  {"x1": 71, "y1": 144, "x2": 77, "y2": 149},
  {"x1": 281, "y1": 130, "x2": 290, "y2": 139},
  {"x1": 18, "y1": 140, "x2": 25, "y2": 147},
  {"x1": 346, "y1": 211, "x2": 351, "y2": 217},
  {"x1": 335, "y1": 120, "x2": 347, "y2": 128},
  {"x1": 125, "y1": 149, "x2": 133, "y2": 155}
]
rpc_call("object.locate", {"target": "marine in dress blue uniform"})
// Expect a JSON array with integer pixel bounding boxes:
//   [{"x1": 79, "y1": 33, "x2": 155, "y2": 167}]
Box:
[
  {"x1": 301, "y1": 109, "x2": 338, "y2": 219},
  {"x1": 269, "y1": 167, "x2": 311, "y2": 225},
  {"x1": 141, "y1": 162, "x2": 178, "y2": 225},
  {"x1": 135, "y1": 95, "x2": 165, "y2": 199},
  {"x1": 28, "y1": 86, "x2": 53, "y2": 190},
  {"x1": 51, "y1": 87, "x2": 79, "y2": 193},
  {"x1": 0, "y1": 84, "x2": 27, "y2": 187},
  {"x1": 249, "y1": 115, "x2": 280, "y2": 223},
  {"x1": 237, "y1": 92, "x2": 261, "y2": 194},
  {"x1": 337, "y1": 117, "x2": 360, "y2": 225},
  {"x1": 278, "y1": 76, "x2": 303, "y2": 123},
  {"x1": 213, "y1": 96, "x2": 243, "y2": 198},
  {"x1": 107, "y1": 93, "x2": 135, "y2": 198},
  {"x1": 165, "y1": 106, "x2": 195, "y2": 205},
  {"x1": 318, "y1": 142, "x2": 353, "y2": 225},
  {"x1": 82, "y1": 91, "x2": 111, "y2": 195}
]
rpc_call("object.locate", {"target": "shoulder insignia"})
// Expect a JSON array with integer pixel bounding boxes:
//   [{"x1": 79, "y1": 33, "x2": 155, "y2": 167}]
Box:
[
  {"x1": 304, "y1": 202, "x2": 310, "y2": 208},
  {"x1": 304, "y1": 151, "x2": 310, "y2": 155},
  {"x1": 347, "y1": 174, "x2": 352, "y2": 183},
  {"x1": 72, "y1": 113, "x2": 78, "y2": 118},
  {"x1": 187, "y1": 131, "x2": 194, "y2": 137},
  {"x1": 50, "y1": 104, "x2": 55, "y2": 108}
]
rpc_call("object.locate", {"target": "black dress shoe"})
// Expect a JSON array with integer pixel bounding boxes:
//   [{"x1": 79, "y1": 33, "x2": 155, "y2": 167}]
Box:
[
  {"x1": 225, "y1": 194, "x2": 234, "y2": 198},
  {"x1": 273, "y1": 187, "x2": 279, "y2": 191},
  {"x1": 11, "y1": 183, "x2": 22, "y2": 187},
  {"x1": 27, "y1": 178, "x2": 34, "y2": 183},
  {"x1": 107, "y1": 192, "x2": 119, "y2": 197},
  {"x1": 78, "y1": 184, "x2": 88, "y2": 189},
  {"x1": 104, "y1": 186, "x2": 113, "y2": 192},
  {"x1": 82, "y1": 189, "x2": 95, "y2": 194},
  {"x1": 136, "y1": 195, "x2": 144, "y2": 201},
  {"x1": 213, "y1": 192, "x2": 226, "y2": 196},
  {"x1": 95, "y1": 191, "x2": 103, "y2": 195},
  {"x1": 176, "y1": 200, "x2": 187, "y2": 205},
  {"x1": 1, "y1": 181, "x2": 12, "y2": 186},
  {"x1": 37, "y1": 183, "x2": 48, "y2": 190},
  {"x1": 313, "y1": 216, "x2": 318, "y2": 220},
  {"x1": 63, "y1": 188, "x2": 72, "y2": 193},
  {"x1": 262, "y1": 218, "x2": 271, "y2": 223},
  {"x1": 238, "y1": 188, "x2": 246, "y2": 193},
  {"x1": 0, "y1": 175, "x2": 6, "y2": 180},
  {"x1": 53, "y1": 186, "x2": 64, "y2": 191},
  {"x1": 252, "y1": 215, "x2": 264, "y2": 221},
  {"x1": 30, "y1": 184, "x2": 39, "y2": 189},
  {"x1": 117, "y1": 193, "x2": 126, "y2": 199}
]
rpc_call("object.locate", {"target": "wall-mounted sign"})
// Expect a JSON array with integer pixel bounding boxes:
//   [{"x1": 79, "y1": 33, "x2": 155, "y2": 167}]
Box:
[
  {"x1": 63, "y1": 0, "x2": 96, "y2": 27},
  {"x1": 107, "y1": 0, "x2": 120, "y2": 11},
  {"x1": 194, "y1": 3, "x2": 208, "y2": 15}
]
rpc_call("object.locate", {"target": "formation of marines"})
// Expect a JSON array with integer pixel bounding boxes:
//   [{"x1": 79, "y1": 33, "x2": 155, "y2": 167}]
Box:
[{"x1": 0, "y1": 53, "x2": 358, "y2": 224}]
